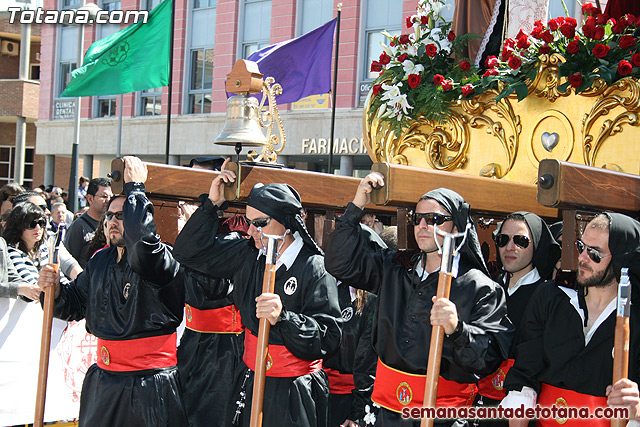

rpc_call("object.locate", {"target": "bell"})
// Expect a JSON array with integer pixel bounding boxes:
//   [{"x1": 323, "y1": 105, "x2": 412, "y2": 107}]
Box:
[{"x1": 214, "y1": 95, "x2": 268, "y2": 147}]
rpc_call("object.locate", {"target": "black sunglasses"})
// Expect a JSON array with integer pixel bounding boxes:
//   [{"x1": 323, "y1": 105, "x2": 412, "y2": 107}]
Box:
[
  {"x1": 495, "y1": 234, "x2": 530, "y2": 249},
  {"x1": 26, "y1": 218, "x2": 46, "y2": 230},
  {"x1": 105, "y1": 211, "x2": 124, "y2": 221},
  {"x1": 411, "y1": 212, "x2": 453, "y2": 226},
  {"x1": 576, "y1": 239, "x2": 611, "y2": 264},
  {"x1": 245, "y1": 216, "x2": 272, "y2": 228}
]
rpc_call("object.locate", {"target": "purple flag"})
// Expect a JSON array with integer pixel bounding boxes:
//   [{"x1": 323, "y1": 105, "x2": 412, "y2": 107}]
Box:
[{"x1": 247, "y1": 18, "x2": 337, "y2": 104}]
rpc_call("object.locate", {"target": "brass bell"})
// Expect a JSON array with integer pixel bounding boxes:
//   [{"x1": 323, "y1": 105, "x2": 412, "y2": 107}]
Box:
[{"x1": 214, "y1": 95, "x2": 268, "y2": 147}]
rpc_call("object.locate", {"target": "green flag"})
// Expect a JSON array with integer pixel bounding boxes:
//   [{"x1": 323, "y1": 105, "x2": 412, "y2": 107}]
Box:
[{"x1": 61, "y1": 0, "x2": 171, "y2": 97}]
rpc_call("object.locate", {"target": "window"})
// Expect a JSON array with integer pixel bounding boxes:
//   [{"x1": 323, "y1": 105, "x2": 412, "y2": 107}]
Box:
[
  {"x1": 97, "y1": 96, "x2": 117, "y2": 117},
  {"x1": 61, "y1": 0, "x2": 80, "y2": 9},
  {"x1": 140, "y1": 87, "x2": 162, "y2": 115},
  {"x1": 188, "y1": 49, "x2": 214, "y2": 114},
  {"x1": 363, "y1": 0, "x2": 402, "y2": 80},
  {"x1": 299, "y1": 0, "x2": 333, "y2": 34},
  {"x1": 187, "y1": 0, "x2": 216, "y2": 114},
  {"x1": 58, "y1": 61, "x2": 76, "y2": 95},
  {"x1": 241, "y1": 0, "x2": 271, "y2": 59},
  {"x1": 0, "y1": 146, "x2": 34, "y2": 188},
  {"x1": 142, "y1": 0, "x2": 162, "y2": 10}
]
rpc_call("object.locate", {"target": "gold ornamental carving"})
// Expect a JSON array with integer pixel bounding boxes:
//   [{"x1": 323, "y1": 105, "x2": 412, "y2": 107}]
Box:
[{"x1": 363, "y1": 57, "x2": 640, "y2": 183}]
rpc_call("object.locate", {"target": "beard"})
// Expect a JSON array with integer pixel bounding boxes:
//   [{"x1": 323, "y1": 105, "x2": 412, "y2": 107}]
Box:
[{"x1": 578, "y1": 261, "x2": 616, "y2": 288}]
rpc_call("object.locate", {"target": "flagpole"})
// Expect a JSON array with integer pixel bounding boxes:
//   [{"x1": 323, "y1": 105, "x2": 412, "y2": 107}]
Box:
[
  {"x1": 164, "y1": 0, "x2": 175, "y2": 164},
  {"x1": 116, "y1": 93, "x2": 123, "y2": 158},
  {"x1": 328, "y1": 4, "x2": 341, "y2": 175}
]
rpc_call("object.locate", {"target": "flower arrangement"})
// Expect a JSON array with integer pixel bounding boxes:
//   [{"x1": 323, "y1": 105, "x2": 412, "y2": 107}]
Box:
[
  {"x1": 480, "y1": 3, "x2": 640, "y2": 100},
  {"x1": 366, "y1": 0, "x2": 480, "y2": 132}
]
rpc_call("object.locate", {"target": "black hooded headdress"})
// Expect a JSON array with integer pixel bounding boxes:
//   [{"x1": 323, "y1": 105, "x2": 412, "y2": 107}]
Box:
[
  {"x1": 422, "y1": 188, "x2": 488, "y2": 276},
  {"x1": 494, "y1": 212, "x2": 561, "y2": 280},
  {"x1": 247, "y1": 183, "x2": 323, "y2": 255},
  {"x1": 604, "y1": 212, "x2": 640, "y2": 296}
]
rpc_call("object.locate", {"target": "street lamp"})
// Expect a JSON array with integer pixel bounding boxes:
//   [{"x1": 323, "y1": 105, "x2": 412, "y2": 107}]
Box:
[{"x1": 68, "y1": 1, "x2": 101, "y2": 212}]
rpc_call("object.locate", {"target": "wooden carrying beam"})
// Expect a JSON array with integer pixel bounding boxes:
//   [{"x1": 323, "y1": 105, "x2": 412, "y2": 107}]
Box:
[
  {"x1": 537, "y1": 159, "x2": 640, "y2": 213},
  {"x1": 370, "y1": 162, "x2": 558, "y2": 219}
]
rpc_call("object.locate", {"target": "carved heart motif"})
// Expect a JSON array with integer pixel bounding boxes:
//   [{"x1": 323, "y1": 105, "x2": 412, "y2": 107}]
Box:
[{"x1": 541, "y1": 132, "x2": 559, "y2": 152}]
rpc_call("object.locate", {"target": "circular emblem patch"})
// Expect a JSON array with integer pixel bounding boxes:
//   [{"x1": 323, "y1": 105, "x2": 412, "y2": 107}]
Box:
[
  {"x1": 283, "y1": 277, "x2": 298, "y2": 295},
  {"x1": 186, "y1": 305, "x2": 192, "y2": 323},
  {"x1": 341, "y1": 307, "x2": 354, "y2": 322},
  {"x1": 266, "y1": 352, "x2": 273, "y2": 371},
  {"x1": 396, "y1": 382, "x2": 413, "y2": 405},
  {"x1": 554, "y1": 397, "x2": 568, "y2": 424},
  {"x1": 492, "y1": 368, "x2": 506, "y2": 391},
  {"x1": 123, "y1": 283, "x2": 131, "y2": 299},
  {"x1": 100, "y1": 346, "x2": 110, "y2": 366}
]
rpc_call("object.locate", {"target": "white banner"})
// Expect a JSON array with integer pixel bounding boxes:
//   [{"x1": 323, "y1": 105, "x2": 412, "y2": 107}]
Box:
[{"x1": 0, "y1": 298, "x2": 97, "y2": 426}]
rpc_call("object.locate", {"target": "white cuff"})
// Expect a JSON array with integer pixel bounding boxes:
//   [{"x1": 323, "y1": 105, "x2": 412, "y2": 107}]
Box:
[{"x1": 501, "y1": 386, "x2": 537, "y2": 409}]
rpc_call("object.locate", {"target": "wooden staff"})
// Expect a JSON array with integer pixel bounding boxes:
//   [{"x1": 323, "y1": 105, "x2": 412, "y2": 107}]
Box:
[
  {"x1": 249, "y1": 234, "x2": 281, "y2": 427},
  {"x1": 421, "y1": 225, "x2": 470, "y2": 427},
  {"x1": 34, "y1": 225, "x2": 65, "y2": 427},
  {"x1": 611, "y1": 268, "x2": 631, "y2": 427}
]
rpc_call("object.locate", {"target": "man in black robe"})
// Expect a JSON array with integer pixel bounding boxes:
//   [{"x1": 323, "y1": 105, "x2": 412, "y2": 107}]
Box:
[
  {"x1": 173, "y1": 159, "x2": 342, "y2": 427},
  {"x1": 325, "y1": 172, "x2": 513, "y2": 426},
  {"x1": 38, "y1": 156, "x2": 187, "y2": 426},
  {"x1": 503, "y1": 213, "x2": 640, "y2": 427},
  {"x1": 475, "y1": 212, "x2": 560, "y2": 426}
]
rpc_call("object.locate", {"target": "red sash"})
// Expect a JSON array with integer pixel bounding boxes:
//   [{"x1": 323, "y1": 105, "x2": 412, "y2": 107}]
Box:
[
  {"x1": 325, "y1": 367, "x2": 355, "y2": 394},
  {"x1": 185, "y1": 304, "x2": 244, "y2": 333},
  {"x1": 243, "y1": 331, "x2": 322, "y2": 378},
  {"x1": 371, "y1": 358, "x2": 477, "y2": 413},
  {"x1": 476, "y1": 358, "x2": 515, "y2": 400},
  {"x1": 537, "y1": 383, "x2": 609, "y2": 427},
  {"x1": 97, "y1": 333, "x2": 177, "y2": 372}
]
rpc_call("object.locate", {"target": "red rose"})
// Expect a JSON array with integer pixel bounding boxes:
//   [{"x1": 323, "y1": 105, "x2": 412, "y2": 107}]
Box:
[
  {"x1": 592, "y1": 43, "x2": 610, "y2": 58},
  {"x1": 612, "y1": 22, "x2": 626, "y2": 34},
  {"x1": 483, "y1": 68, "x2": 499, "y2": 77},
  {"x1": 517, "y1": 36, "x2": 530, "y2": 49},
  {"x1": 502, "y1": 45, "x2": 514, "y2": 60},
  {"x1": 421, "y1": 16, "x2": 428, "y2": 25},
  {"x1": 560, "y1": 23, "x2": 575, "y2": 39},
  {"x1": 425, "y1": 43, "x2": 438, "y2": 57},
  {"x1": 636, "y1": 16, "x2": 640, "y2": 27},
  {"x1": 538, "y1": 44, "x2": 551, "y2": 55},
  {"x1": 618, "y1": 60, "x2": 633, "y2": 76},
  {"x1": 556, "y1": 16, "x2": 566, "y2": 25},
  {"x1": 399, "y1": 34, "x2": 410, "y2": 45},
  {"x1": 619, "y1": 35, "x2": 636, "y2": 49},
  {"x1": 541, "y1": 30, "x2": 554, "y2": 44},
  {"x1": 442, "y1": 80, "x2": 453, "y2": 91},
  {"x1": 485, "y1": 55, "x2": 499, "y2": 68},
  {"x1": 504, "y1": 38, "x2": 516, "y2": 48},
  {"x1": 569, "y1": 72, "x2": 583, "y2": 88},
  {"x1": 632, "y1": 53, "x2": 640, "y2": 67},
  {"x1": 458, "y1": 60, "x2": 471, "y2": 71},
  {"x1": 407, "y1": 73, "x2": 421, "y2": 88},
  {"x1": 397, "y1": 53, "x2": 409, "y2": 63},
  {"x1": 565, "y1": 17, "x2": 577, "y2": 28},
  {"x1": 370, "y1": 61, "x2": 382, "y2": 72},
  {"x1": 516, "y1": 29, "x2": 528, "y2": 41},
  {"x1": 461, "y1": 84, "x2": 475, "y2": 97},
  {"x1": 593, "y1": 26, "x2": 605, "y2": 40},
  {"x1": 583, "y1": 23, "x2": 595, "y2": 38},
  {"x1": 390, "y1": 41, "x2": 395, "y2": 47},
  {"x1": 534, "y1": 20, "x2": 544, "y2": 28},
  {"x1": 566, "y1": 40, "x2": 580, "y2": 54},
  {"x1": 372, "y1": 84, "x2": 382, "y2": 96},
  {"x1": 548, "y1": 19, "x2": 558, "y2": 31},
  {"x1": 448, "y1": 31, "x2": 455, "y2": 41},
  {"x1": 508, "y1": 56, "x2": 522, "y2": 70},
  {"x1": 596, "y1": 13, "x2": 608, "y2": 25},
  {"x1": 433, "y1": 74, "x2": 445, "y2": 86},
  {"x1": 379, "y1": 52, "x2": 391, "y2": 65},
  {"x1": 406, "y1": 16, "x2": 413, "y2": 28},
  {"x1": 531, "y1": 27, "x2": 543, "y2": 39}
]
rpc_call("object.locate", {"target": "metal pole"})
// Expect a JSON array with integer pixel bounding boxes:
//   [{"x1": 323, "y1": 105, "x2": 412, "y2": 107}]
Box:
[
  {"x1": 117, "y1": 93, "x2": 123, "y2": 157},
  {"x1": 164, "y1": 0, "x2": 175, "y2": 164},
  {"x1": 328, "y1": 5, "x2": 341, "y2": 175},
  {"x1": 14, "y1": 13, "x2": 31, "y2": 185},
  {"x1": 69, "y1": 17, "x2": 85, "y2": 212}
]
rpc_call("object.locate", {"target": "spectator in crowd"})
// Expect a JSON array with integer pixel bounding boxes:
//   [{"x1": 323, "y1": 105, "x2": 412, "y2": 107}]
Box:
[
  {"x1": 0, "y1": 182, "x2": 24, "y2": 216},
  {"x1": 78, "y1": 176, "x2": 90, "y2": 210},
  {"x1": 51, "y1": 202, "x2": 73, "y2": 232},
  {"x1": 85, "y1": 213, "x2": 108, "y2": 259},
  {"x1": 65, "y1": 177, "x2": 112, "y2": 268}
]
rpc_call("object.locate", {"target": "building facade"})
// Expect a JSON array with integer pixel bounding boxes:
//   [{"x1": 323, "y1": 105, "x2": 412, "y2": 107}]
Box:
[{"x1": 33, "y1": 0, "x2": 585, "y2": 188}]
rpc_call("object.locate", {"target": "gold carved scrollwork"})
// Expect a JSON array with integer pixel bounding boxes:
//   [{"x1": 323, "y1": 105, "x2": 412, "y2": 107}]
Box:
[
  {"x1": 582, "y1": 78, "x2": 640, "y2": 166},
  {"x1": 530, "y1": 53, "x2": 566, "y2": 102},
  {"x1": 460, "y1": 93, "x2": 521, "y2": 178}
]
